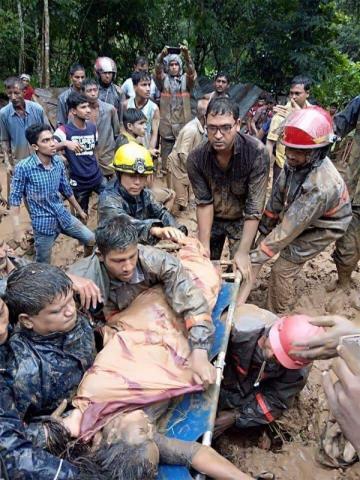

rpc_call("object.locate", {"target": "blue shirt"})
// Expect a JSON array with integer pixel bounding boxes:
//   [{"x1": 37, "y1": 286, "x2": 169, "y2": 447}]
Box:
[
  {"x1": 9, "y1": 154, "x2": 74, "y2": 235},
  {"x1": 54, "y1": 121, "x2": 103, "y2": 190},
  {"x1": 0, "y1": 100, "x2": 48, "y2": 161}
]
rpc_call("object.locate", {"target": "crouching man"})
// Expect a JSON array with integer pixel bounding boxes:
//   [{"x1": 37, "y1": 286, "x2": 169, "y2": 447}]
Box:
[
  {"x1": 68, "y1": 216, "x2": 215, "y2": 386},
  {"x1": 215, "y1": 304, "x2": 324, "y2": 435},
  {"x1": 98, "y1": 142, "x2": 186, "y2": 244}
]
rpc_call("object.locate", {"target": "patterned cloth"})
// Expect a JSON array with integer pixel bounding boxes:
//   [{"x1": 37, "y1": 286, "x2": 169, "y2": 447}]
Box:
[{"x1": 9, "y1": 153, "x2": 74, "y2": 235}]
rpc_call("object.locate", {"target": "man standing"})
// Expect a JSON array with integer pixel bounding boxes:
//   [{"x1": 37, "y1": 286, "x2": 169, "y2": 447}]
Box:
[
  {"x1": 154, "y1": 45, "x2": 197, "y2": 172},
  {"x1": 245, "y1": 107, "x2": 352, "y2": 313},
  {"x1": 168, "y1": 99, "x2": 207, "y2": 213},
  {"x1": 0, "y1": 77, "x2": 48, "y2": 172},
  {"x1": 205, "y1": 72, "x2": 230, "y2": 101},
  {"x1": 9, "y1": 124, "x2": 94, "y2": 263},
  {"x1": 330, "y1": 96, "x2": 360, "y2": 290},
  {"x1": 81, "y1": 78, "x2": 120, "y2": 178},
  {"x1": 122, "y1": 55, "x2": 157, "y2": 100},
  {"x1": 187, "y1": 97, "x2": 269, "y2": 280},
  {"x1": 123, "y1": 71, "x2": 160, "y2": 151},
  {"x1": 266, "y1": 75, "x2": 312, "y2": 181},
  {"x1": 94, "y1": 57, "x2": 123, "y2": 122},
  {"x1": 56, "y1": 63, "x2": 86, "y2": 126},
  {"x1": 54, "y1": 93, "x2": 106, "y2": 215}
]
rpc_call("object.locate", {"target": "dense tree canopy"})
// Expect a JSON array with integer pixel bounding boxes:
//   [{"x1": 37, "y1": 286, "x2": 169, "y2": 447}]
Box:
[{"x1": 0, "y1": 0, "x2": 359, "y2": 106}]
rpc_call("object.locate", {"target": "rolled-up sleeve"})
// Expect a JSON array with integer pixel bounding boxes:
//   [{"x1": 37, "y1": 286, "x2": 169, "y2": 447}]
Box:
[
  {"x1": 244, "y1": 143, "x2": 270, "y2": 220},
  {"x1": 187, "y1": 150, "x2": 213, "y2": 205}
]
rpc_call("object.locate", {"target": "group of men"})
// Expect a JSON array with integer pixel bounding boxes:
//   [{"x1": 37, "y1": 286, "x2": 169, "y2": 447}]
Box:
[{"x1": 0, "y1": 45, "x2": 360, "y2": 479}]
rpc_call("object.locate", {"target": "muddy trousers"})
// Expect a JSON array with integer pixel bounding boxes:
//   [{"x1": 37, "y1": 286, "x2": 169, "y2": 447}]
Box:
[
  {"x1": 332, "y1": 205, "x2": 360, "y2": 277},
  {"x1": 169, "y1": 174, "x2": 191, "y2": 209},
  {"x1": 210, "y1": 218, "x2": 244, "y2": 260}
]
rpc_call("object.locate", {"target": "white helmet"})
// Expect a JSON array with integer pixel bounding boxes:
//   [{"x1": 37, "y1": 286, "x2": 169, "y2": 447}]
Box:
[{"x1": 94, "y1": 57, "x2": 117, "y2": 76}]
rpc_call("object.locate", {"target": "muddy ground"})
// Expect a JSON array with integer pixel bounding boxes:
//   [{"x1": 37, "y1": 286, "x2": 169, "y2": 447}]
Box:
[{"x1": 1, "y1": 162, "x2": 360, "y2": 479}]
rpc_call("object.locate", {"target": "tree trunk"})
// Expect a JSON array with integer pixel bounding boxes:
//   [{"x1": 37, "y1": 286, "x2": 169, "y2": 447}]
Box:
[
  {"x1": 35, "y1": 15, "x2": 42, "y2": 83},
  {"x1": 17, "y1": 0, "x2": 25, "y2": 74},
  {"x1": 43, "y1": 0, "x2": 50, "y2": 87}
]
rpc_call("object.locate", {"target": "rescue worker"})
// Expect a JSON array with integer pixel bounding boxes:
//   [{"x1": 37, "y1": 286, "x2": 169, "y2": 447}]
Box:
[
  {"x1": 329, "y1": 96, "x2": 360, "y2": 291},
  {"x1": 94, "y1": 56, "x2": 124, "y2": 122},
  {"x1": 154, "y1": 45, "x2": 197, "y2": 175},
  {"x1": 240, "y1": 107, "x2": 352, "y2": 313},
  {"x1": 215, "y1": 305, "x2": 324, "y2": 436},
  {"x1": 167, "y1": 98, "x2": 207, "y2": 213},
  {"x1": 68, "y1": 216, "x2": 216, "y2": 386},
  {"x1": 98, "y1": 142, "x2": 186, "y2": 244}
]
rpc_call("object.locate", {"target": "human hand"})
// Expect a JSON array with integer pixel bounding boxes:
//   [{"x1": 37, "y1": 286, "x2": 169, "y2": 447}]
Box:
[
  {"x1": 291, "y1": 316, "x2": 358, "y2": 361},
  {"x1": 0, "y1": 298, "x2": 9, "y2": 345},
  {"x1": 272, "y1": 104, "x2": 289, "y2": 117},
  {"x1": 322, "y1": 344, "x2": 360, "y2": 454},
  {"x1": 149, "y1": 148, "x2": 160, "y2": 158},
  {"x1": 66, "y1": 140, "x2": 83, "y2": 153},
  {"x1": 150, "y1": 226, "x2": 186, "y2": 243},
  {"x1": 214, "y1": 410, "x2": 236, "y2": 438},
  {"x1": 67, "y1": 273, "x2": 103, "y2": 310},
  {"x1": 290, "y1": 98, "x2": 302, "y2": 110},
  {"x1": 233, "y1": 251, "x2": 252, "y2": 283},
  {"x1": 180, "y1": 44, "x2": 190, "y2": 58},
  {"x1": 78, "y1": 209, "x2": 88, "y2": 224},
  {"x1": 189, "y1": 348, "x2": 216, "y2": 388}
]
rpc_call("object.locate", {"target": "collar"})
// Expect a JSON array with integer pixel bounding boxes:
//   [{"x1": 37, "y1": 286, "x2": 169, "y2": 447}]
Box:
[
  {"x1": 31, "y1": 153, "x2": 55, "y2": 169},
  {"x1": 9, "y1": 100, "x2": 29, "y2": 116},
  {"x1": 195, "y1": 117, "x2": 205, "y2": 134}
]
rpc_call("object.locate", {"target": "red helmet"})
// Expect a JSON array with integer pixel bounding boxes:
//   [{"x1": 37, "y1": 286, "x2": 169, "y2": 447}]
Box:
[
  {"x1": 94, "y1": 57, "x2": 117, "y2": 75},
  {"x1": 268, "y1": 314, "x2": 325, "y2": 369},
  {"x1": 282, "y1": 106, "x2": 335, "y2": 149}
]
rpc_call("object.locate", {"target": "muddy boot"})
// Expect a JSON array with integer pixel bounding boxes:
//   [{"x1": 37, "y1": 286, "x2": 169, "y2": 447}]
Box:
[{"x1": 326, "y1": 265, "x2": 354, "y2": 292}]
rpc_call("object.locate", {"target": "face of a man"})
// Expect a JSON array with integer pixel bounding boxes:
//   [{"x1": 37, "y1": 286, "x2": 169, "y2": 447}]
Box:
[
  {"x1": 120, "y1": 172, "x2": 147, "y2": 196},
  {"x1": 128, "y1": 119, "x2": 146, "y2": 138},
  {"x1": 21, "y1": 78, "x2": 30, "y2": 86},
  {"x1": 285, "y1": 147, "x2": 312, "y2": 168},
  {"x1": 6, "y1": 84, "x2": 25, "y2": 108},
  {"x1": 84, "y1": 84, "x2": 99, "y2": 103},
  {"x1": 101, "y1": 244, "x2": 139, "y2": 282},
  {"x1": 33, "y1": 130, "x2": 57, "y2": 157},
  {"x1": 135, "y1": 63, "x2": 149, "y2": 73},
  {"x1": 20, "y1": 290, "x2": 77, "y2": 335},
  {"x1": 289, "y1": 83, "x2": 309, "y2": 108},
  {"x1": 99, "y1": 71, "x2": 113, "y2": 85},
  {"x1": 71, "y1": 70, "x2": 86, "y2": 90},
  {"x1": 214, "y1": 76, "x2": 229, "y2": 94},
  {"x1": 135, "y1": 80, "x2": 151, "y2": 100},
  {"x1": 206, "y1": 112, "x2": 239, "y2": 152},
  {"x1": 169, "y1": 61, "x2": 180, "y2": 77},
  {"x1": 72, "y1": 102, "x2": 91, "y2": 120}
]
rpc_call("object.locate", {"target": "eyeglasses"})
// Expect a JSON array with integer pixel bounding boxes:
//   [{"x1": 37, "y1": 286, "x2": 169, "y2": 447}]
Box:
[{"x1": 206, "y1": 123, "x2": 236, "y2": 135}]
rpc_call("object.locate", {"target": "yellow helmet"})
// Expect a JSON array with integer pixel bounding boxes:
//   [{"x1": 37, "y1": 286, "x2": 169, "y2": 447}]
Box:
[{"x1": 112, "y1": 143, "x2": 154, "y2": 175}]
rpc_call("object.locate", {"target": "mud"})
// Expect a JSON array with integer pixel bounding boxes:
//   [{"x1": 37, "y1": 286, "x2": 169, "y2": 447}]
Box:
[{"x1": 1, "y1": 162, "x2": 360, "y2": 479}]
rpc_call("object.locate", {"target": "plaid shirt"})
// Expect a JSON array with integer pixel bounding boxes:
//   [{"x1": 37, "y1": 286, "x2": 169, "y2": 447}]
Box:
[{"x1": 9, "y1": 154, "x2": 74, "y2": 235}]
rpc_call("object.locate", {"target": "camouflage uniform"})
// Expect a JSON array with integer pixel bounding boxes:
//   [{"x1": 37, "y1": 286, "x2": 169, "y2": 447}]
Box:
[
  {"x1": 333, "y1": 96, "x2": 360, "y2": 276},
  {"x1": 68, "y1": 245, "x2": 214, "y2": 351},
  {"x1": 220, "y1": 304, "x2": 310, "y2": 427},
  {"x1": 250, "y1": 156, "x2": 352, "y2": 313},
  {"x1": 98, "y1": 178, "x2": 186, "y2": 245}
]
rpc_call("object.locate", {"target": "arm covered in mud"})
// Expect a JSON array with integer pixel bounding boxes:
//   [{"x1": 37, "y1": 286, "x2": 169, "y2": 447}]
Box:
[
  {"x1": 233, "y1": 368, "x2": 309, "y2": 428},
  {"x1": 334, "y1": 95, "x2": 360, "y2": 138},
  {"x1": 140, "y1": 246, "x2": 214, "y2": 351}
]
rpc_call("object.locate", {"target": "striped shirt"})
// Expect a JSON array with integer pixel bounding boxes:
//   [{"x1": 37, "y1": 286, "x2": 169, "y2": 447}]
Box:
[{"x1": 9, "y1": 154, "x2": 74, "y2": 235}]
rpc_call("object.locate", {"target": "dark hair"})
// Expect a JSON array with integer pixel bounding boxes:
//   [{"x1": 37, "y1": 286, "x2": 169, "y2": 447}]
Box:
[
  {"x1": 70, "y1": 63, "x2": 85, "y2": 76},
  {"x1": 135, "y1": 56, "x2": 149, "y2": 67},
  {"x1": 25, "y1": 123, "x2": 52, "y2": 145},
  {"x1": 290, "y1": 75, "x2": 312, "y2": 92},
  {"x1": 123, "y1": 108, "x2": 147, "y2": 128},
  {"x1": 206, "y1": 97, "x2": 239, "y2": 120},
  {"x1": 4, "y1": 76, "x2": 24, "y2": 90},
  {"x1": 81, "y1": 78, "x2": 99, "y2": 91},
  {"x1": 67, "y1": 92, "x2": 89, "y2": 110},
  {"x1": 214, "y1": 72, "x2": 229, "y2": 83},
  {"x1": 5, "y1": 263, "x2": 73, "y2": 325},
  {"x1": 96, "y1": 217, "x2": 138, "y2": 256},
  {"x1": 131, "y1": 71, "x2": 151, "y2": 86}
]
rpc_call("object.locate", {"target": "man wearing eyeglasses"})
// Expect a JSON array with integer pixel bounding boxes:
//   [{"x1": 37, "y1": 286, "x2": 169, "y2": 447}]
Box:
[{"x1": 187, "y1": 97, "x2": 270, "y2": 281}]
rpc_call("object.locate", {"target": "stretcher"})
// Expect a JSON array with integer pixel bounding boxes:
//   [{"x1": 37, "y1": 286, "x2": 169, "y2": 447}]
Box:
[{"x1": 157, "y1": 281, "x2": 235, "y2": 480}]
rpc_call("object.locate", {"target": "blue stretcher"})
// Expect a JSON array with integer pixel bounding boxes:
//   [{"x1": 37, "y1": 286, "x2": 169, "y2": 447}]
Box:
[{"x1": 157, "y1": 282, "x2": 234, "y2": 480}]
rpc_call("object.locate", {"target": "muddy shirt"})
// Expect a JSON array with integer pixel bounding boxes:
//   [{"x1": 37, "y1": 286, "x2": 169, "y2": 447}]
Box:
[
  {"x1": 251, "y1": 156, "x2": 352, "y2": 264},
  {"x1": 68, "y1": 245, "x2": 214, "y2": 351},
  {"x1": 334, "y1": 95, "x2": 360, "y2": 206},
  {"x1": 187, "y1": 132, "x2": 270, "y2": 220},
  {"x1": 98, "y1": 178, "x2": 182, "y2": 244}
]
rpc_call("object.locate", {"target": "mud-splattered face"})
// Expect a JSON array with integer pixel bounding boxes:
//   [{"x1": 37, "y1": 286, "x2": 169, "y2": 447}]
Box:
[{"x1": 101, "y1": 244, "x2": 139, "y2": 282}]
